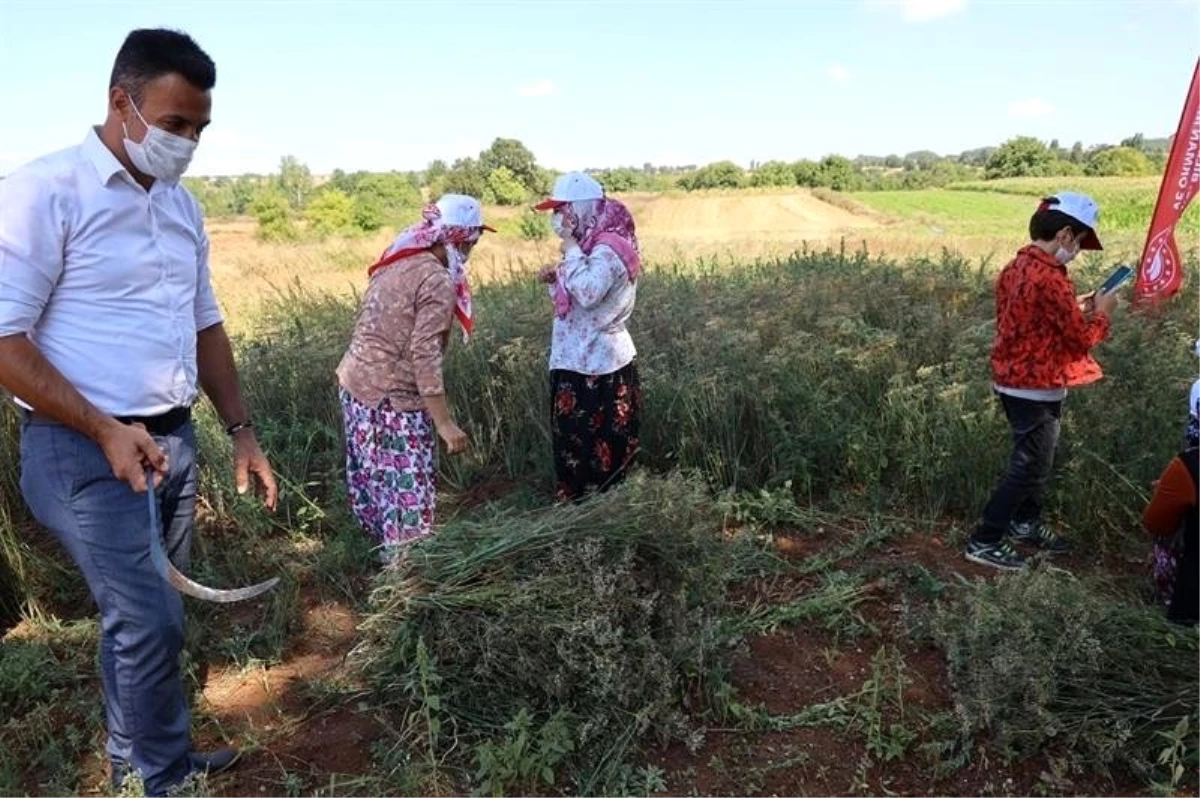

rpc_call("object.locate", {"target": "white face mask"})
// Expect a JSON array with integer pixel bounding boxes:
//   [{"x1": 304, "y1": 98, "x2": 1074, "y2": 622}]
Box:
[
  {"x1": 1054, "y1": 238, "x2": 1080, "y2": 265},
  {"x1": 550, "y1": 211, "x2": 568, "y2": 239},
  {"x1": 122, "y1": 100, "x2": 198, "y2": 183}
]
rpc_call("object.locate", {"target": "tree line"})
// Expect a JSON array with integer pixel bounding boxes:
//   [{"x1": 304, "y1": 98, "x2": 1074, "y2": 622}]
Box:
[{"x1": 179, "y1": 133, "x2": 1173, "y2": 241}]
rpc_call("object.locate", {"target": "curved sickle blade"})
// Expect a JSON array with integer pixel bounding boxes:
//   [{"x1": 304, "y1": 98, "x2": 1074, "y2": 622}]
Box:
[{"x1": 146, "y1": 472, "x2": 280, "y2": 603}]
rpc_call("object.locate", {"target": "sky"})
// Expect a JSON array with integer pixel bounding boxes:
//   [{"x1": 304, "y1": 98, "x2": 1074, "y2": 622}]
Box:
[{"x1": 0, "y1": 0, "x2": 1198, "y2": 177}]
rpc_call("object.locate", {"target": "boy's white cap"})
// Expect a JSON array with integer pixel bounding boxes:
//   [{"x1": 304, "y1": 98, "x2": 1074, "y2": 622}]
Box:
[
  {"x1": 534, "y1": 172, "x2": 605, "y2": 210},
  {"x1": 1039, "y1": 192, "x2": 1102, "y2": 250}
]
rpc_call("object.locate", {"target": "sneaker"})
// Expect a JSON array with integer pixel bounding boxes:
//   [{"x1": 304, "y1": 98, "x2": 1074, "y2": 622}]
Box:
[
  {"x1": 1010, "y1": 520, "x2": 1070, "y2": 553},
  {"x1": 965, "y1": 539, "x2": 1026, "y2": 571}
]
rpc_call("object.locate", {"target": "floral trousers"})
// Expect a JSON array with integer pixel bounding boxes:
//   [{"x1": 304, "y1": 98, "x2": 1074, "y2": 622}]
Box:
[
  {"x1": 340, "y1": 388, "x2": 436, "y2": 560},
  {"x1": 550, "y1": 361, "x2": 642, "y2": 502}
]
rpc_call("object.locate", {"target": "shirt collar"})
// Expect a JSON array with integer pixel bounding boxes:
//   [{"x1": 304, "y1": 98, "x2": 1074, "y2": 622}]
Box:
[{"x1": 81, "y1": 127, "x2": 131, "y2": 184}]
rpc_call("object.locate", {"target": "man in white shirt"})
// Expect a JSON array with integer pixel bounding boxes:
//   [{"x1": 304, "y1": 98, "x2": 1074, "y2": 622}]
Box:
[{"x1": 0, "y1": 28, "x2": 277, "y2": 796}]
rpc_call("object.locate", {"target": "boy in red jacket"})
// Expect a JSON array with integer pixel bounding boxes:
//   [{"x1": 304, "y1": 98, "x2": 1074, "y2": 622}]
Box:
[{"x1": 966, "y1": 193, "x2": 1120, "y2": 570}]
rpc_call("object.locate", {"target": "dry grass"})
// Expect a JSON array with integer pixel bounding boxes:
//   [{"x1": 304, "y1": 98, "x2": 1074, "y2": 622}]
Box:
[{"x1": 205, "y1": 186, "x2": 1185, "y2": 329}]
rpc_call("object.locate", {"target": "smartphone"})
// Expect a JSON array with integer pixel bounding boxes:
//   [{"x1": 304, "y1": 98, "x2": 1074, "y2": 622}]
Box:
[{"x1": 1097, "y1": 264, "x2": 1134, "y2": 295}]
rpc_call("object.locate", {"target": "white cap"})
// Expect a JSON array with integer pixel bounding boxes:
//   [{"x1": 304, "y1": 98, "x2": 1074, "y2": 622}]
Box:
[
  {"x1": 436, "y1": 193, "x2": 496, "y2": 231},
  {"x1": 1040, "y1": 192, "x2": 1102, "y2": 250},
  {"x1": 535, "y1": 171, "x2": 605, "y2": 210}
]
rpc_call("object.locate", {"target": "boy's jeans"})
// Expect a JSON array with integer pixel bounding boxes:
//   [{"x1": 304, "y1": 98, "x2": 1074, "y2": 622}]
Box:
[{"x1": 973, "y1": 394, "x2": 1062, "y2": 544}]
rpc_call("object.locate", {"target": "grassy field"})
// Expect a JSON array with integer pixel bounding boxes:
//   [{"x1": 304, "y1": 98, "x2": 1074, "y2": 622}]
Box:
[{"x1": 1, "y1": 185, "x2": 1197, "y2": 796}]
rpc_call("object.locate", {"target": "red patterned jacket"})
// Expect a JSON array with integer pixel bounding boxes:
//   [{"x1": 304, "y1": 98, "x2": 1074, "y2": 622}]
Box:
[{"x1": 990, "y1": 245, "x2": 1111, "y2": 390}]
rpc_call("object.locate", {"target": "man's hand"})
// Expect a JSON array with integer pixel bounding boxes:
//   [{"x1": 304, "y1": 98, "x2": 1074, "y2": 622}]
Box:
[
  {"x1": 1076, "y1": 291, "x2": 1096, "y2": 314},
  {"x1": 98, "y1": 421, "x2": 168, "y2": 493},
  {"x1": 232, "y1": 430, "x2": 278, "y2": 511}
]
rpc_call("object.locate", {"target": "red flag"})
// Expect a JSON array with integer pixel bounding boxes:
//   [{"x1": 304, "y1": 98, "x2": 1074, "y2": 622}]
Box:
[{"x1": 1134, "y1": 58, "x2": 1200, "y2": 306}]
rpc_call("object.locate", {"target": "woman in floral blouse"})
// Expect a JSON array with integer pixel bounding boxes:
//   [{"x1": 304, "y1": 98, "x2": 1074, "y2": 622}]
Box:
[
  {"x1": 535, "y1": 172, "x2": 643, "y2": 502},
  {"x1": 336, "y1": 195, "x2": 493, "y2": 564}
]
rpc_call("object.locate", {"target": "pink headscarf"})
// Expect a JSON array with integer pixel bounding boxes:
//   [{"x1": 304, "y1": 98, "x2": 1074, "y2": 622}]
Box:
[
  {"x1": 367, "y1": 198, "x2": 490, "y2": 341},
  {"x1": 552, "y1": 198, "x2": 641, "y2": 318}
]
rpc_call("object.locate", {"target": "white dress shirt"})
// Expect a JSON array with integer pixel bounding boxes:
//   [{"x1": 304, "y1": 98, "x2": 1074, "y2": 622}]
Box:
[
  {"x1": 548, "y1": 242, "x2": 637, "y2": 376},
  {"x1": 0, "y1": 128, "x2": 223, "y2": 416}
]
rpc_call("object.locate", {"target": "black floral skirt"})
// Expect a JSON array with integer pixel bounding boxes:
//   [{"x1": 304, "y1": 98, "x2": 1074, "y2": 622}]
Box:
[{"x1": 550, "y1": 361, "x2": 643, "y2": 502}]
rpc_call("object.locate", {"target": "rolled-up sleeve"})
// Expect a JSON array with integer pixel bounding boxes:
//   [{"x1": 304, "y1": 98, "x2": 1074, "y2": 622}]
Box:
[
  {"x1": 409, "y1": 272, "x2": 455, "y2": 397},
  {"x1": 193, "y1": 227, "x2": 224, "y2": 331},
  {"x1": 0, "y1": 171, "x2": 66, "y2": 336},
  {"x1": 557, "y1": 243, "x2": 625, "y2": 310}
]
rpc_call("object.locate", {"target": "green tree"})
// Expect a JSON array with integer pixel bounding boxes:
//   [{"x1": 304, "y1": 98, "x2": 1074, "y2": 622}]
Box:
[
  {"x1": 750, "y1": 161, "x2": 797, "y2": 187},
  {"x1": 816, "y1": 155, "x2": 861, "y2": 191},
  {"x1": 884, "y1": 154, "x2": 903, "y2": 169},
  {"x1": 1085, "y1": 146, "x2": 1153, "y2": 177},
  {"x1": 1069, "y1": 141, "x2": 1085, "y2": 164},
  {"x1": 480, "y1": 138, "x2": 545, "y2": 195},
  {"x1": 486, "y1": 166, "x2": 529, "y2": 206},
  {"x1": 904, "y1": 150, "x2": 940, "y2": 170},
  {"x1": 596, "y1": 167, "x2": 643, "y2": 192},
  {"x1": 304, "y1": 189, "x2": 356, "y2": 238},
  {"x1": 985, "y1": 137, "x2": 1054, "y2": 179},
  {"x1": 357, "y1": 172, "x2": 422, "y2": 217},
  {"x1": 352, "y1": 195, "x2": 386, "y2": 233},
  {"x1": 424, "y1": 159, "x2": 448, "y2": 187},
  {"x1": 443, "y1": 158, "x2": 489, "y2": 201},
  {"x1": 681, "y1": 161, "x2": 745, "y2": 190},
  {"x1": 1120, "y1": 133, "x2": 1146, "y2": 152},
  {"x1": 276, "y1": 155, "x2": 313, "y2": 211},
  {"x1": 792, "y1": 159, "x2": 820, "y2": 187},
  {"x1": 250, "y1": 189, "x2": 298, "y2": 241}
]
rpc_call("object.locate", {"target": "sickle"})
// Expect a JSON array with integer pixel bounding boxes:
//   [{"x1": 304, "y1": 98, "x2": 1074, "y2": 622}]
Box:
[{"x1": 146, "y1": 468, "x2": 280, "y2": 603}]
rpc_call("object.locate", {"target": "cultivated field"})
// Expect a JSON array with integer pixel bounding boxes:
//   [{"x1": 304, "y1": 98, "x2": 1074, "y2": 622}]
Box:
[{"x1": 1, "y1": 179, "x2": 1197, "y2": 797}]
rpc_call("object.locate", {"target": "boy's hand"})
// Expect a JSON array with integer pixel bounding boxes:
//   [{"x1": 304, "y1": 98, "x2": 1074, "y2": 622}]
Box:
[{"x1": 1093, "y1": 288, "x2": 1120, "y2": 317}]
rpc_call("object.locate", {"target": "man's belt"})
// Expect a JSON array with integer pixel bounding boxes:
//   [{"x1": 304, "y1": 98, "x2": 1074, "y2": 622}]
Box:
[{"x1": 24, "y1": 406, "x2": 192, "y2": 436}]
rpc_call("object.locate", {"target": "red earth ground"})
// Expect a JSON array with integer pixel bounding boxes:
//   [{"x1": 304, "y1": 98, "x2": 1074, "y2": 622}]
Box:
[{"x1": 84, "y1": 525, "x2": 1171, "y2": 792}]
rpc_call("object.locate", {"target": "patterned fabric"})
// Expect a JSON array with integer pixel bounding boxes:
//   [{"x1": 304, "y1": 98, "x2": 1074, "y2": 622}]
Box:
[
  {"x1": 990, "y1": 245, "x2": 1111, "y2": 390},
  {"x1": 340, "y1": 388, "x2": 437, "y2": 558},
  {"x1": 547, "y1": 243, "x2": 638, "y2": 376},
  {"x1": 368, "y1": 199, "x2": 486, "y2": 341},
  {"x1": 1152, "y1": 535, "x2": 1182, "y2": 608},
  {"x1": 336, "y1": 251, "x2": 455, "y2": 411},
  {"x1": 552, "y1": 198, "x2": 641, "y2": 318},
  {"x1": 551, "y1": 362, "x2": 642, "y2": 502}
]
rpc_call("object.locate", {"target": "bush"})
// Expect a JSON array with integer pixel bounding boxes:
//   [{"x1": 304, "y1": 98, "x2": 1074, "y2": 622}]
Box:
[
  {"x1": 518, "y1": 208, "x2": 551, "y2": 242},
  {"x1": 250, "y1": 189, "x2": 298, "y2": 242},
  {"x1": 487, "y1": 166, "x2": 529, "y2": 206},
  {"x1": 680, "y1": 161, "x2": 745, "y2": 190},
  {"x1": 1085, "y1": 146, "x2": 1154, "y2": 177},
  {"x1": 304, "y1": 189, "x2": 358, "y2": 239},
  {"x1": 931, "y1": 569, "x2": 1199, "y2": 786},
  {"x1": 356, "y1": 473, "x2": 734, "y2": 794}
]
